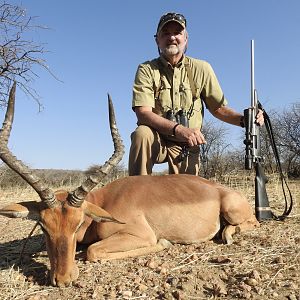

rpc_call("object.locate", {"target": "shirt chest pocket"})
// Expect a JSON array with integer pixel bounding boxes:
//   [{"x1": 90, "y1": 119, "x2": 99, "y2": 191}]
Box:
[
  {"x1": 157, "y1": 78, "x2": 172, "y2": 113},
  {"x1": 179, "y1": 82, "x2": 193, "y2": 110}
]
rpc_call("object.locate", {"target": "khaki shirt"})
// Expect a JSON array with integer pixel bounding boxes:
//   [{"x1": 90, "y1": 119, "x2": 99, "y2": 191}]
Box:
[{"x1": 132, "y1": 55, "x2": 228, "y2": 129}]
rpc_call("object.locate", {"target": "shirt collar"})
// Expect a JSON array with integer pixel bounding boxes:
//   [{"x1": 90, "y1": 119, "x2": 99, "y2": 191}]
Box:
[{"x1": 159, "y1": 54, "x2": 186, "y2": 69}]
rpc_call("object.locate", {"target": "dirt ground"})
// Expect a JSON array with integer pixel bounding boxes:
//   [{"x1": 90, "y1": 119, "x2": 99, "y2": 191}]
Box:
[{"x1": 0, "y1": 180, "x2": 299, "y2": 300}]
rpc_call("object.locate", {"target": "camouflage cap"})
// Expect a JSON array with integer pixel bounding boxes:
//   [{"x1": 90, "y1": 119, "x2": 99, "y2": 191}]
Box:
[{"x1": 156, "y1": 12, "x2": 186, "y2": 34}]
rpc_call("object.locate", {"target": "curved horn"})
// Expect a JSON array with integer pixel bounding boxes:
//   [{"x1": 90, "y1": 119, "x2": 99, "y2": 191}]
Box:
[
  {"x1": 67, "y1": 94, "x2": 125, "y2": 207},
  {"x1": 0, "y1": 82, "x2": 58, "y2": 208}
]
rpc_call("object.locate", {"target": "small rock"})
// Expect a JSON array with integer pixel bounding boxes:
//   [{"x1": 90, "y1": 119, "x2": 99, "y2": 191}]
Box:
[
  {"x1": 133, "y1": 275, "x2": 142, "y2": 284},
  {"x1": 243, "y1": 291, "x2": 251, "y2": 299},
  {"x1": 166, "y1": 277, "x2": 178, "y2": 287},
  {"x1": 219, "y1": 272, "x2": 229, "y2": 281},
  {"x1": 238, "y1": 240, "x2": 248, "y2": 247},
  {"x1": 138, "y1": 283, "x2": 148, "y2": 292},
  {"x1": 108, "y1": 291, "x2": 117, "y2": 298},
  {"x1": 92, "y1": 290, "x2": 98, "y2": 299},
  {"x1": 257, "y1": 287, "x2": 265, "y2": 295},
  {"x1": 240, "y1": 282, "x2": 252, "y2": 292},
  {"x1": 245, "y1": 278, "x2": 258, "y2": 286},
  {"x1": 121, "y1": 290, "x2": 133, "y2": 298},
  {"x1": 136, "y1": 257, "x2": 144, "y2": 264},
  {"x1": 288, "y1": 282, "x2": 299, "y2": 290},
  {"x1": 264, "y1": 273, "x2": 270, "y2": 280},
  {"x1": 26, "y1": 275, "x2": 35, "y2": 282},
  {"x1": 115, "y1": 284, "x2": 125, "y2": 291},
  {"x1": 190, "y1": 254, "x2": 198, "y2": 261},
  {"x1": 74, "y1": 280, "x2": 86, "y2": 288},
  {"x1": 146, "y1": 259, "x2": 158, "y2": 269},
  {"x1": 163, "y1": 282, "x2": 171, "y2": 289},
  {"x1": 250, "y1": 269, "x2": 261, "y2": 281},
  {"x1": 159, "y1": 266, "x2": 168, "y2": 274},
  {"x1": 210, "y1": 256, "x2": 231, "y2": 264},
  {"x1": 172, "y1": 290, "x2": 185, "y2": 300},
  {"x1": 213, "y1": 281, "x2": 227, "y2": 296}
]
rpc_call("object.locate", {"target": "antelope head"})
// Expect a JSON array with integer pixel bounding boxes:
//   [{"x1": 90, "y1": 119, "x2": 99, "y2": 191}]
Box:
[{"x1": 0, "y1": 83, "x2": 124, "y2": 287}]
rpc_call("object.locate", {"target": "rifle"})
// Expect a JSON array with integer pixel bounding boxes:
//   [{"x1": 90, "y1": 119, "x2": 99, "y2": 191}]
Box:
[{"x1": 243, "y1": 40, "x2": 293, "y2": 221}]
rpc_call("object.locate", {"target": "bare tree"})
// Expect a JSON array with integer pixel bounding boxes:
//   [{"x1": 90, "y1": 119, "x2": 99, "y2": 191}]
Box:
[
  {"x1": 199, "y1": 120, "x2": 233, "y2": 178},
  {"x1": 0, "y1": 1, "x2": 56, "y2": 109},
  {"x1": 274, "y1": 102, "x2": 300, "y2": 177},
  {"x1": 259, "y1": 110, "x2": 281, "y2": 173},
  {"x1": 258, "y1": 102, "x2": 300, "y2": 177}
]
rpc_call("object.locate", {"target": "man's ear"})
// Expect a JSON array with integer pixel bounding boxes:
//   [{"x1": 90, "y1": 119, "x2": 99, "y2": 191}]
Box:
[
  {"x1": 185, "y1": 30, "x2": 189, "y2": 41},
  {"x1": 184, "y1": 31, "x2": 188, "y2": 53}
]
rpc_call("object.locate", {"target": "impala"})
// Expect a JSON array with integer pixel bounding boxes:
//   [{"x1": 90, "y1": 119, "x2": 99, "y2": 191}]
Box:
[{"x1": 0, "y1": 83, "x2": 259, "y2": 287}]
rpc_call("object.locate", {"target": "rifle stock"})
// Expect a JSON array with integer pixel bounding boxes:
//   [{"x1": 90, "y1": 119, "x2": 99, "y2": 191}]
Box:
[{"x1": 255, "y1": 161, "x2": 273, "y2": 220}]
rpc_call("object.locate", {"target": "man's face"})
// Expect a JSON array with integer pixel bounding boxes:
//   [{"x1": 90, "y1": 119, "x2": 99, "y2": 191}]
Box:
[{"x1": 157, "y1": 22, "x2": 187, "y2": 58}]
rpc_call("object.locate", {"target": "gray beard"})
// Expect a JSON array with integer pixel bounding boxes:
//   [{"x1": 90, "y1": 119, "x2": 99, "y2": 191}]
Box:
[{"x1": 161, "y1": 44, "x2": 183, "y2": 56}]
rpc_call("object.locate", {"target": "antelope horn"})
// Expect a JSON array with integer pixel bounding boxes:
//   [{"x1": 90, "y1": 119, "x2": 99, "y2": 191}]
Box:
[
  {"x1": 67, "y1": 94, "x2": 125, "y2": 207},
  {"x1": 0, "y1": 82, "x2": 58, "y2": 208}
]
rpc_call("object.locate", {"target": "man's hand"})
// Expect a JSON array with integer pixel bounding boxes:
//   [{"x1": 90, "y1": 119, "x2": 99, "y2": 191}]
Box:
[
  {"x1": 135, "y1": 106, "x2": 207, "y2": 146},
  {"x1": 174, "y1": 125, "x2": 206, "y2": 147},
  {"x1": 256, "y1": 109, "x2": 264, "y2": 126}
]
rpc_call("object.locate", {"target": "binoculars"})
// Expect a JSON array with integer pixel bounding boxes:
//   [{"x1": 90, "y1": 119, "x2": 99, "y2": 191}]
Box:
[
  {"x1": 165, "y1": 109, "x2": 189, "y2": 162},
  {"x1": 165, "y1": 109, "x2": 189, "y2": 127}
]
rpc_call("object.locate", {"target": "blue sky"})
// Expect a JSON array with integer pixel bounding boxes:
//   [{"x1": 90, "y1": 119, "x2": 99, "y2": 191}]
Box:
[{"x1": 2, "y1": 0, "x2": 300, "y2": 171}]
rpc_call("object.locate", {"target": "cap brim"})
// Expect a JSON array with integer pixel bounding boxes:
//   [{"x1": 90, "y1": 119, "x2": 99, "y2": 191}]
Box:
[{"x1": 157, "y1": 19, "x2": 185, "y2": 34}]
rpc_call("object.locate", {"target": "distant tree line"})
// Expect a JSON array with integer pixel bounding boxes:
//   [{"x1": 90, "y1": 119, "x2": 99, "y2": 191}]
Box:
[
  {"x1": 1, "y1": 102, "x2": 298, "y2": 189},
  {"x1": 0, "y1": 165, "x2": 127, "y2": 189}
]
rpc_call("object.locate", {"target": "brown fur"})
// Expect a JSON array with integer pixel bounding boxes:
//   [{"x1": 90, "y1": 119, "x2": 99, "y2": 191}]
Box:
[{"x1": 1, "y1": 174, "x2": 259, "y2": 287}]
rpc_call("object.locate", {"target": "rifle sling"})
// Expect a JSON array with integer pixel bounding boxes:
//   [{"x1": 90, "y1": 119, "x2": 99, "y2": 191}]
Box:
[{"x1": 259, "y1": 102, "x2": 293, "y2": 220}]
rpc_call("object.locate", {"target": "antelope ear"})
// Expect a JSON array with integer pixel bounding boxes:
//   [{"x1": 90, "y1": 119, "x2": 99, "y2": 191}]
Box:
[
  {"x1": 83, "y1": 201, "x2": 125, "y2": 224},
  {"x1": 0, "y1": 201, "x2": 41, "y2": 220}
]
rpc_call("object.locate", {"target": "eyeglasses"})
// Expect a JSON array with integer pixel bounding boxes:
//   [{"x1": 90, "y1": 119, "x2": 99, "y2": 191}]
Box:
[
  {"x1": 157, "y1": 12, "x2": 186, "y2": 33},
  {"x1": 159, "y1": 13, "x2": 186, "y2": 26}
]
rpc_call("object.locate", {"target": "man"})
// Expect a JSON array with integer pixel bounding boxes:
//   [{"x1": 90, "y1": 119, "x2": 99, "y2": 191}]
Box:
[{"x1": 129, "y1": 12, "x2": 264, "y2": 175}]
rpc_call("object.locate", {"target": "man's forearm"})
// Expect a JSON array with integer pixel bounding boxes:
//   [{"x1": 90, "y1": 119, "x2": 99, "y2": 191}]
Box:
[
  {"x1": 135, "y1": 106, "x2": 207, "y2": 146},
  {"x1": 212, "y1": 106, "x2": 264, "y2": 127},
  {"x1": 212, "y1": 106, "x2": 243, "y2": 126},
  {"x1": 135, "y1": 108, "x2": 176, "y2": 136}
]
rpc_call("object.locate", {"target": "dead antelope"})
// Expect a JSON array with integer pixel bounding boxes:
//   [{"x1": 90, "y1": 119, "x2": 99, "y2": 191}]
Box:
[{"x1": 0, "y1": 83, "x2": 259, "y2": 287}]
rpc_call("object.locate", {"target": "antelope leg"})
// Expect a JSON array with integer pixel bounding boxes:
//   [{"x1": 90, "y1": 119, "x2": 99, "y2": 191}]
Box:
[{"x1": 86, "y1": 234, "x2": 172, "y2": 261}]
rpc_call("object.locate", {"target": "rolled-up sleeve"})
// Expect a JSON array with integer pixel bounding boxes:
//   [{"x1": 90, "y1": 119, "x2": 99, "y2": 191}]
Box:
[
  {"x1": 132, "y1": 63, "x2": 155, "y2": 110},
  {"x1": 200, "y1": 62, "x2": 228, "y2": 112}
]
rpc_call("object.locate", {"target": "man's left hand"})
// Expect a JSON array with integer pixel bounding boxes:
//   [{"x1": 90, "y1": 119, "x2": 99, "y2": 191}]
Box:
[{"x1": 256, "y1": 109, "x2": 264, "y2": 126}]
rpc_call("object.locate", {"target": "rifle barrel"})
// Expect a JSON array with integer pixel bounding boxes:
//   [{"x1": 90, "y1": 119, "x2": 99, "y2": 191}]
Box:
[{"x1": 251, "y1": 40, "x2": 255, "y2": 108}]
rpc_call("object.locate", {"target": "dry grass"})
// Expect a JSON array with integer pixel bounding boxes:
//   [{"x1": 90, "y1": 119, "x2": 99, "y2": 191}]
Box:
[{"x1": 0, "y1": 177, "x2": 299, "y2": 299}]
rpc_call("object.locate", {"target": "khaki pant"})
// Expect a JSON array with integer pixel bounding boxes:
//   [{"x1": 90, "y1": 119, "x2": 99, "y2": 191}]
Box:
[{"x1": 128, "y1": 125, "x2": 200, "y2": 175}]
